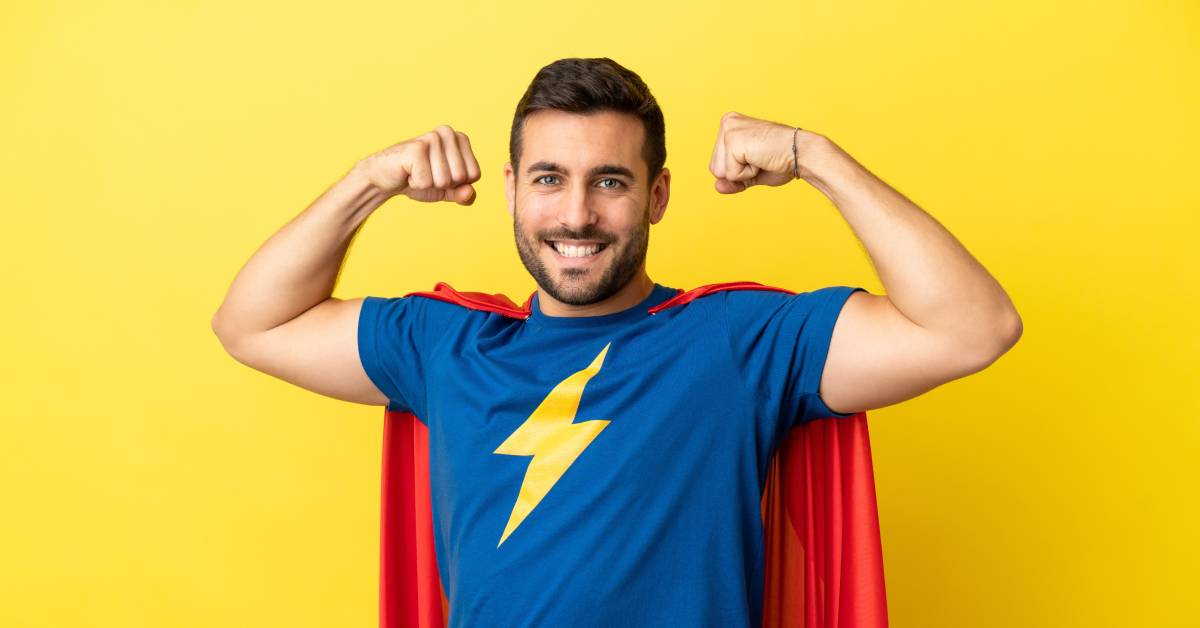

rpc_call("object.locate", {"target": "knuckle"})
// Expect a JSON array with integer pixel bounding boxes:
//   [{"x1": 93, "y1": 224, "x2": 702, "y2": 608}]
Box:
[{"x1": 409, "y1": 166, "x2": 431, "y2": 189}]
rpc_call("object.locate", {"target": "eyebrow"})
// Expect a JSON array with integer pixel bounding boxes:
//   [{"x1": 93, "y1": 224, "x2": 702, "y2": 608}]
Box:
[{"x1": 525, "y1": 160, "x2": 636, "y2": 180}]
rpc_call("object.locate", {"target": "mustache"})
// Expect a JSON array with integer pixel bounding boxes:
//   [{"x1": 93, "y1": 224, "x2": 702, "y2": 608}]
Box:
[{"x1": 540, "y1": 229, "x2": 613, "y2": 243}]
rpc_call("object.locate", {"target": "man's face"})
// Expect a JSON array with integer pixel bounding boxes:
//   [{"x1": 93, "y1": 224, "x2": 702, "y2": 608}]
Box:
[{"x1": 505, "y1": 109, "x2": 669, "y2": 306}]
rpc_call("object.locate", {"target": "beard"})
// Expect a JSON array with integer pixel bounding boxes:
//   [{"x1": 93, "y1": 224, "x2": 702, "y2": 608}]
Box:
[{"x1": 513, "y1": 200, "x2": 651, "y2": 307}]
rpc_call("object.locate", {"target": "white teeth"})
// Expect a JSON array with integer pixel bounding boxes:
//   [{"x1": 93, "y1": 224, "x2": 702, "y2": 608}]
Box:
[{"x1": 551, "y1": 242, "x2": 603, "y2": 258}]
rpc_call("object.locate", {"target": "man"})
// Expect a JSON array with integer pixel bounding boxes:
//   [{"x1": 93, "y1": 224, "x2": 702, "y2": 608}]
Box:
[{"x1": 212, "y1": 57, "x2": 1021, "y2": 627}]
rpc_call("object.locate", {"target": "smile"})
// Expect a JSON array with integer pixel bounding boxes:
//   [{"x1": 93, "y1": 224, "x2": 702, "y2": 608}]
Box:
[{"x1": 546, "y1": 240, "x2": 609, "y2": 263}]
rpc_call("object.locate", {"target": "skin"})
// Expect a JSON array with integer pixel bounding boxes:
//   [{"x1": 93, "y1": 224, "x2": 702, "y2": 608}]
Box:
[
  {"x1": 504, "y1": 110, "x2": 670, "y2": 317},
  {"x1": 212, "y1": 107, "x2": 1023, "y2": 416},
  {"x1": 708, "y1": 111, "x2": 1022, "y2": 413}
]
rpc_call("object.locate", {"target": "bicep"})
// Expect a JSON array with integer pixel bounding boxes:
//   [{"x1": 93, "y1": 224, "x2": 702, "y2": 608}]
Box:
[
  {"x1": 223, "y1": 297, "x2": 389, "y2": 407},
  {"x1": 818, "y1": 291, "x2": 988, "y2": 415}
]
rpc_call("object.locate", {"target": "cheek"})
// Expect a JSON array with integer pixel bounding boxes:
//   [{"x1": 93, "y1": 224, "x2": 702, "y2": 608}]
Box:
[
  {"x1": 518, "y1": 193, "x2": 641, "y2": 238},
  {"x1": 518, "y1": 196, "x2": 555, "y2": 222}
]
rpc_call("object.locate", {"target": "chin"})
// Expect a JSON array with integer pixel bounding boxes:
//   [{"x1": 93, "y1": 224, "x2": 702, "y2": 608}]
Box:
[{"x1": 547, "y1": 271, "x2": 611, "y2": 305}]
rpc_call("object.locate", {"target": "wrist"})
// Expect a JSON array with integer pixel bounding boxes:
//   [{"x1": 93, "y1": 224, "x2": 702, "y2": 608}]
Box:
[
  {"x1": 347, "y1": 159, "x2": 388, "y2": 197},
  {"x1": 325, "y1": 161, "x2": 393, "y2": 228},
  {"x1": 791, "y1": 129, "x2": 832, "y2": 181},
  {"x1": 793, "y1": 131, "x2": 853, "y2": 198}
]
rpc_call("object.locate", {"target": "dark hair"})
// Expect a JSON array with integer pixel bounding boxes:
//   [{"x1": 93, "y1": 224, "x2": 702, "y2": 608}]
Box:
[{"x1": 509, "y1": 57, "x2": 666, "y2": 183}]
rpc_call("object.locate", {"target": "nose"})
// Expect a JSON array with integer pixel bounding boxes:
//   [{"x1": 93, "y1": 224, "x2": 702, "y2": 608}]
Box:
[{"x1": 556, "y1": 180, "x2": 598, "y2": 233}]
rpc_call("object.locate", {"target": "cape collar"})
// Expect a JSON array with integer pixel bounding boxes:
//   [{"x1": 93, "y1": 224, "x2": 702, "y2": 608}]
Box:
[{"x1": 401, "y1": 280, "x2": 796, "y2": 320}]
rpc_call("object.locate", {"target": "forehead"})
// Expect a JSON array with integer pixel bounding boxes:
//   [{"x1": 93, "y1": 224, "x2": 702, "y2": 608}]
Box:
[{"x1": 521, "y1": 109, "x2": 645, "y2": 177}]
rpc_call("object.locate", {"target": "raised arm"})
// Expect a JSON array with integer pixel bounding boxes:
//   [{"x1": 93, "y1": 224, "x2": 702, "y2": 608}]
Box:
[
  {"x1": 710, "y1": 111, "x2": 1022, "y2": 415},
  {"x1": 210, "y1": 125, "x2": 481, "y2": 406}
]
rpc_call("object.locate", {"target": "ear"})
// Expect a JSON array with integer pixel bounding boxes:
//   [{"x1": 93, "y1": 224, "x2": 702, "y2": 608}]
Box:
[
  {"x1": 504, "y1": 161, "x2": 516, "y2": 218},
  {"x1": 649, "y1": 167, "x2": 670, "y2": 225}
]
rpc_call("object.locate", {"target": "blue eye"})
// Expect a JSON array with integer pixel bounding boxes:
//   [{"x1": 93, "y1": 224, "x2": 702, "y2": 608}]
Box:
[{"x1": 534, "y1": 175, "x2": 625, "y2": 189}]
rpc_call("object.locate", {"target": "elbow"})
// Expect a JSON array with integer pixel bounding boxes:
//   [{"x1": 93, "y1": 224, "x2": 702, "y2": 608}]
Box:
[
  {"x1": 211, "y1": 311, "x2": 230, "y2": 344},
  {"x1": 970, "y1": 310, "x2": 1023, "y2": 370},
  {"x1": 1005, "y1": 310, "x2": 1023, "y2": 346},
  {"x1": 996, "y1": 307, "x2": 1023, "y2": 352},
  {"x1": 211, "y1": 311, "x2": 244, "y2": 359}
]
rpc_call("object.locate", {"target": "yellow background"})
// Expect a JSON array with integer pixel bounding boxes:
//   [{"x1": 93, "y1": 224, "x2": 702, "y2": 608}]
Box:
[{"x1": 3, "y1": 1, "x2": 1196, "y2": 626}]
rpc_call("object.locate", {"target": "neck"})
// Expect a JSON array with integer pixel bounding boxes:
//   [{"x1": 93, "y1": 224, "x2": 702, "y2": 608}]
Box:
[{"x1": 535, "y1": 272, "x2": 655, "y2": 318}]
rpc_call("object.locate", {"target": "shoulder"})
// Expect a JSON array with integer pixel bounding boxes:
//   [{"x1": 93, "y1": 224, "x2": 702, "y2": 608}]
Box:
[
  {"x1": 397, "y1": 281, "x2": 531, "y2": 320},
  {"x1": 651, "y1": 280, "x2": 796, "y2": 313},
  {"x1": 362, "y1": 282, "x2": 525, "y2": 342},
  {"x1": 717, "y1": 283, "x2": 867, "y2": 331}
]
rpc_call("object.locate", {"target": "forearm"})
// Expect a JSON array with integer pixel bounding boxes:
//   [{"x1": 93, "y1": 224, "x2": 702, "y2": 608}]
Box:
[
  {"x1": 796, "y1": 132, "x2": 1022, "y2": 353},
  {"x1": 211, "y1": 161, "x2": 391, "y2": 340}
]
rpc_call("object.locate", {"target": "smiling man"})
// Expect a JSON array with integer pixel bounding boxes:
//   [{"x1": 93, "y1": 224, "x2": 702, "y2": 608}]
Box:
[
  {"x1": 508, "y1": 107, "x2": 660, "y2": 314},
  {"x1": 212, "y1": 57, "x2": 1022, "y2": 627}
]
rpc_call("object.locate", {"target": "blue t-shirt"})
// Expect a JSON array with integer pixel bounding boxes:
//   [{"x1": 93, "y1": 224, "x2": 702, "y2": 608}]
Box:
[{"x1": 358, "y1": 282, "x2": 864, "y2": 627}]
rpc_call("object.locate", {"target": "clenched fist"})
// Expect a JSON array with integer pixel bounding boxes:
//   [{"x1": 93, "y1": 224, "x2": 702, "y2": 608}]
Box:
[
  {"x1": 709, "y1": 111, "x2": 807, "y2": 194},
  {"x1": 357, "y1": 124, "x2": 482, "y2": 205}
]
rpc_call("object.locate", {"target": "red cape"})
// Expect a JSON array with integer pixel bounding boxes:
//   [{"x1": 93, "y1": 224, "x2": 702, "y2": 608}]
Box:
[{"x1": 377, "y1": 282, "x2": 889, "y2": 627}]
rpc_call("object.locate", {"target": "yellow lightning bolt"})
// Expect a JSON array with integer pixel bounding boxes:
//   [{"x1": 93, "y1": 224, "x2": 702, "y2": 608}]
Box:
[{"x1": 492, "y1": 342, "x2": 613, "y2": 547}]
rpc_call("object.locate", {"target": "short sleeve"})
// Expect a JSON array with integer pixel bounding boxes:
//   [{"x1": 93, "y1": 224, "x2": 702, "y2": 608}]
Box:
[
  {"x1": 723, "y1": 285, "x2": 867, "y2": 428},
  {"x1": 357, "y1": 295, "x2": 434, "y2": 417}
]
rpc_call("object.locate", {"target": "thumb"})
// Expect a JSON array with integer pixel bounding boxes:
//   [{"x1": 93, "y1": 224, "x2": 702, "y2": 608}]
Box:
[
  {"x1": 715, "y1": 178, "x2": 749, "y2": 194},
  {"x1": 452, "y1": 183, "x2": 476, "y2": 205}
]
